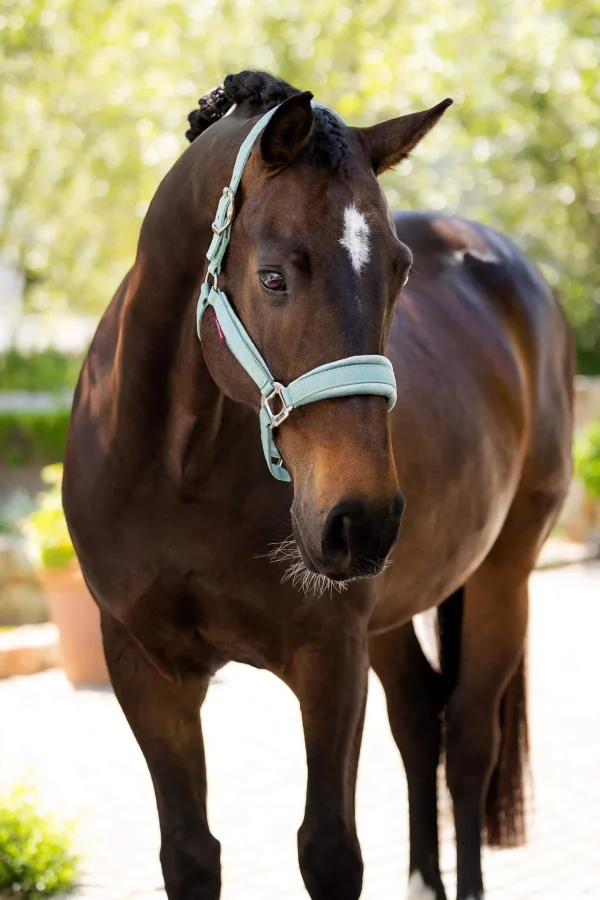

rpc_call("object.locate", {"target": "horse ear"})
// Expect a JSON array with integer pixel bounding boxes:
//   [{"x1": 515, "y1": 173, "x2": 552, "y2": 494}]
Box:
[
  {"x1": 260, "y1": 91, "x2": 314, "y2": 167},
  {"x1": 360, "y1": 99, "x2": 453, "y2": 175}
]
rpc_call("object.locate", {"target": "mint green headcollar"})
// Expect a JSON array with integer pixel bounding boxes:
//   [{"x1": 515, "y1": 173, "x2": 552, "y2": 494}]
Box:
[{"x1": 197, "y1": 102, "x2": 397, "y2": 482}]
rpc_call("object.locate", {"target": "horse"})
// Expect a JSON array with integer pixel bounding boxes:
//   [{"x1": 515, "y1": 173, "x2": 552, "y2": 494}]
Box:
[{"x1": 62, "y1": 70, "x2": 574, "y2": 900}]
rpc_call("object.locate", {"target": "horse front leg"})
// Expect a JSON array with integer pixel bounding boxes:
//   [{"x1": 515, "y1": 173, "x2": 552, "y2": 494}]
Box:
[
  {"x1": 101, "y1": 613, "x2": 222, "y2": 900},
  {"x1": 285, "y1": 618, "x2": 369, "y2": 900}
]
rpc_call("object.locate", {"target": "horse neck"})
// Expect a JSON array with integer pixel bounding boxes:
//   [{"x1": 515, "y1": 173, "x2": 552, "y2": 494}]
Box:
[{"x1": 108, "y1": 140, "x2": 235, "y2": 485}]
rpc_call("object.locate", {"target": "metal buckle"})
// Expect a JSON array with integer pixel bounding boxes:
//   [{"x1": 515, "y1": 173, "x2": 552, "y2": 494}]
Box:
[
  {"x1": 262, "y1": 383, "x2": 293, "y2": 428},
  {"x1": 211, "y1": 187, "x2": 235, "y2": 236}
]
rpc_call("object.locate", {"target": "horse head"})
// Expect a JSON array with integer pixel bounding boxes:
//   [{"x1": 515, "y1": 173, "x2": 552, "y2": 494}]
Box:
[{"x1": 187, "y1": 73, "x2": 451, "y2": 586}]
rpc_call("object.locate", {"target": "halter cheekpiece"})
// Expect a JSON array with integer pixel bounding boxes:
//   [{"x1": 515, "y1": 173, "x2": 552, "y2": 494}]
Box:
[{"x1": 196, "y1": 102, "x2": 397, "y2": 482}]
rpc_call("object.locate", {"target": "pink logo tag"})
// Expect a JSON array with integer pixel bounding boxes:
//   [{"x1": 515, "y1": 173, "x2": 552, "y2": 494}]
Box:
[{"x1": 213, "y1": 314, "x2": 226, "y2": 343}]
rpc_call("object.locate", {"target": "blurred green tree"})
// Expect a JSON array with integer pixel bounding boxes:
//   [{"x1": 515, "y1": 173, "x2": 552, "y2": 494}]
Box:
[{"x1": 1, "y1": 0, "x2": 599, "y2": 369}]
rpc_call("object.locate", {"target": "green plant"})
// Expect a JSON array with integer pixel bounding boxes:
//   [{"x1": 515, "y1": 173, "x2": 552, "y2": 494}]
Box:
[
  {"x1": 574, "y1": 422, "x2": 600, "y2": 501},
  {"x1": 0, "y1": 350, "x2": 84, "y2": 393},
  {"x1": 24, "y1": 465, "x2": 75, "y2": 570},
  {"x1": 0, "y1": 785, "x2": 79, "y2": 898},
  {"x1": 0, "y1": 409, "x2": 70, "y2": 467}
]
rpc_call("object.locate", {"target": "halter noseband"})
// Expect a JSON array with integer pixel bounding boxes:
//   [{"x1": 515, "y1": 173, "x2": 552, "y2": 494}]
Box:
[{"x1": 196, "y1": 103, "x2": 397, "y2": 482}]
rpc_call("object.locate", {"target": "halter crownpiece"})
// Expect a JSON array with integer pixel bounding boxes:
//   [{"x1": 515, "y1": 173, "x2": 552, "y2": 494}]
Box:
[{"x1": 196, "y1": 102, "x2": 397, "y2": 482}]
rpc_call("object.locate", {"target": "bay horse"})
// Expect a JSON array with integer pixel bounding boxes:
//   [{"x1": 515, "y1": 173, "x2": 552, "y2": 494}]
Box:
[{"x1": 63, "y1": 71, "x2": 574, "y2": 900}]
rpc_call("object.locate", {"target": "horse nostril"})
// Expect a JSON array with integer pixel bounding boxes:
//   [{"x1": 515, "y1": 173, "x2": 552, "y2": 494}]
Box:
[
  {"x1": 391, "y1": 492, "x2": 406, "y2": 524},
  {"x1": 321, "y1": 508, "x2": 353, "y2": 571},
  {"x1": 320, "y1": 496, "x2": 404, "y2": 578}
]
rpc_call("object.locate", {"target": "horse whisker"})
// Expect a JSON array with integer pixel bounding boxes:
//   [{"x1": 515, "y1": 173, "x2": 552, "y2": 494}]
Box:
[
  {"x1": 263, "y1": 535, "x2": 298, "y2": 563},
  {"x1": 262, "y1": 535, "x2": 392, "y2": 598}
]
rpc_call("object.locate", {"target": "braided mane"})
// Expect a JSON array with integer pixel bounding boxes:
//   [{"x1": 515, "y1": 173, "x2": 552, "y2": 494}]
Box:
[{"x1": 186, "y1": 70, "x2": 349, "y2": 172}]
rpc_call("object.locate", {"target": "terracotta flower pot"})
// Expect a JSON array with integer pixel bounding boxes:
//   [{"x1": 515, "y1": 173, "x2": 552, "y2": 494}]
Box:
[{"x1": 40, "y1": 563, "x2": 110, "y2": 686}]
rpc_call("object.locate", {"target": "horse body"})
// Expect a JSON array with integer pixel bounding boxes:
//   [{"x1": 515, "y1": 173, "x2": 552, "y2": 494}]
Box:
[
  {"x1": 65, "y1": 211, "x2": 570, "y2": 660},
  {"x1": 63, "y1": 72, "x2": 573, "y2": 900},
  {"x1": 377, "y1": 211, "x2": 572, "y2": 626}
]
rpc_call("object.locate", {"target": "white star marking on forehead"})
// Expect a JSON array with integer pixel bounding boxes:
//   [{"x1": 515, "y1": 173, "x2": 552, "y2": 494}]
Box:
[{"x1": 340, "y1": 204, "x2": 370, "y2": 274}]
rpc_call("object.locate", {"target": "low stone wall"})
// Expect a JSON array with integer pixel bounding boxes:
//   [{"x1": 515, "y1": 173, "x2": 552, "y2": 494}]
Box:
[
  {"x1": 0, "y1": 623, "x2": 60, "y2": 678},
  {"x1": 561, "y1": 377, "x2": 600, "y2": 543},
  {"x1": 575, "y1": 376, "x2": 600, "y2": 430},
  {"x1": 0, "y1": 535, "x2": 46, "y2": 625}
]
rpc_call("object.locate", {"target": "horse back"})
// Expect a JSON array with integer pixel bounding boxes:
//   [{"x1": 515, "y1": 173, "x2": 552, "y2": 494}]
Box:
[{"x1": 392, "y1": 210, "x2": 574, "y2": 488}]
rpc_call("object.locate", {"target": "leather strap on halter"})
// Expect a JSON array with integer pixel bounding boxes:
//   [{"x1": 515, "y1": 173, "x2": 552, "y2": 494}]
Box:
[{"x1": 197, "y1": 102, "x2": 397, "y2": 482}]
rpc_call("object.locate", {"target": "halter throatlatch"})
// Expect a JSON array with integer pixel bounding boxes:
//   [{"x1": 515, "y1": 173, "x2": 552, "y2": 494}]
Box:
[{"x1": 196, "y1": 103, "x2": 397, "y2": 482}]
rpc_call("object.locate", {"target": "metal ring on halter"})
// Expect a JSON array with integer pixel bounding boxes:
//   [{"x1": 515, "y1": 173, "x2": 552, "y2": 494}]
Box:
[
  {"x1": 203, "y1": 270, "x2": 219, "y2": 291},
  {"x1": 211, "y1": 187, "x2": 235, "y2": 236}
]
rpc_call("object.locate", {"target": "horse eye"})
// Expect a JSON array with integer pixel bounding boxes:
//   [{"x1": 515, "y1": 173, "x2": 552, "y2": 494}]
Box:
[{"x1": 259, "y1": 271, "x2": 287, "y2": 292}]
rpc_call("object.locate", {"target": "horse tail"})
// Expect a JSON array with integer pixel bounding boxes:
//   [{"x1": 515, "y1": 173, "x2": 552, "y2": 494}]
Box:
[
  {"x1": 438, "y1": 586, "x2": 463, "y2": 692},
  {"x1": 484, "y1": 651, "x2": 529, "y2": 847},
  {"x1": 437, "y1": 587, "x2": 529, "y2": 848}
]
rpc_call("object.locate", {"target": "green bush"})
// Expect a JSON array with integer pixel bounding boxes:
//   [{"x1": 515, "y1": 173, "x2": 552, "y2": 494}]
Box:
[
  {"x1": 574, "y1": 422, "x2": 600, "y2": 501},
  {"x1": 0, "y1": 409, "x2": 70, "y2": 467},
  {"x1": 577, "y1": 348, "x2": 600, "y2": 378},
  {"x1": 0, "y1": 786, "x2": 79, "y2": 898},
  {"x1": 0, "y1": 350, "x2": 83, "y2": 393}
]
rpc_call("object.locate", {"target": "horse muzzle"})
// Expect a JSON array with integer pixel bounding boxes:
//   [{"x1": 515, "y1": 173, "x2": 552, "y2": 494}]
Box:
[{"x1": 293, "y1": 492, "x2": 405, "y2": 582}]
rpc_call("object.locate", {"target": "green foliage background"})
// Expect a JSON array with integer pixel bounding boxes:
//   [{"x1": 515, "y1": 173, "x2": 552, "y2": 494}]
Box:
[
  {"x1": 0, "y1": 348, "x2": 84, "y2": 391},
  {"x1": 1, "y1": 0, "x2": 599, "y2": 369},
  {"x1": 0, "y1": 408, "x2": 70, "y2": 465}
]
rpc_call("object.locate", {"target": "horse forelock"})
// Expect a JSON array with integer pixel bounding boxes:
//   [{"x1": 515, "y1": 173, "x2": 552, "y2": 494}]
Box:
[{"x1": 186, "y1": 70, "x2": 351, "y2": 174}]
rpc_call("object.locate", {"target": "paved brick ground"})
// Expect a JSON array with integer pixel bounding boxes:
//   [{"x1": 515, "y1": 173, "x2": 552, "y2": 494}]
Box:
[{"x1": 2, "y1": 562, "x2": 600, "y2": 899}]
